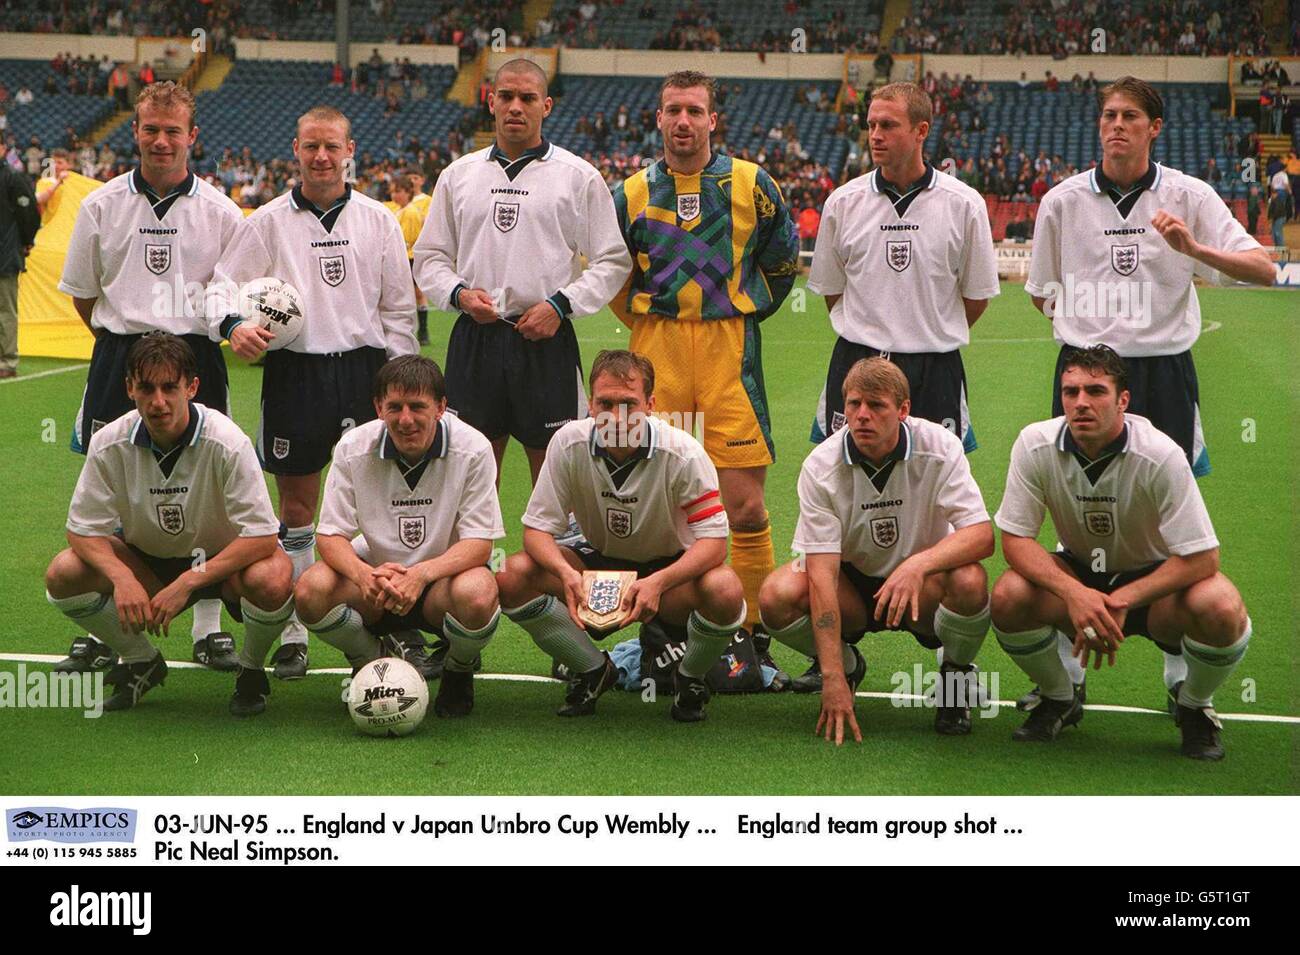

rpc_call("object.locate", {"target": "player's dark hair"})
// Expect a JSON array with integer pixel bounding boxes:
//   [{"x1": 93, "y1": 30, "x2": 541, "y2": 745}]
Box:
[
  {"x1": 590, "y1": 350, "x2": 655, "y2": 400},
  {"x1": 373, "y1": 355, "x2": 446, "y2": 403},
  {"x1": 660, "y1": 70, "x2": 716, "y2": 113},
  {"x1": 1060, "y1": 344, "x2": 1129, "y2": 394},
  {"x1": 494, "y1": 58, "x2": 549, "y2": 97},
  {"x1": 125, "y1": 332, "x2": 197, "y2": 385},
  {"x1": 1099, "y1": 76, "x2": 1164, "y2": 123}
]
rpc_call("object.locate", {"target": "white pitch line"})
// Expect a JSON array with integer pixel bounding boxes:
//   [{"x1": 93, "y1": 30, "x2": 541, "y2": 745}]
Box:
[
  {"x1": 2, "y1": 652, "x2": 1294, "y2": 723},
  {"x1": 0, "y1": 362, "x2": 89, "y2": 384}
]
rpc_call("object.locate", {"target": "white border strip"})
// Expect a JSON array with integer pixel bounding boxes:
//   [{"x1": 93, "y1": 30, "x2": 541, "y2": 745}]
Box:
[{"x1": 2, "y1": 652, "x2": 1294, "y2": 724}]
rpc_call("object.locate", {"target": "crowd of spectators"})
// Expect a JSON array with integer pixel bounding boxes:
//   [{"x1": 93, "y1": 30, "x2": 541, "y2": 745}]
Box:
[{"x1": 893, "y1": 0, "x2": 1269, "y2": 57}]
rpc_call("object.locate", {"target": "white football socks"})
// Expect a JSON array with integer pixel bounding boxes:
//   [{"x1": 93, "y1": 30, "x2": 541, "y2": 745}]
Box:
[
  {"x1": 504, "y1": 595, "x2": 605, "y2": 675},
  {"x1": 763, "y1": 612, "x2": 856, "y2": 673},
  {"x1": 47, "y1": 591, "x2": 154, "y2": 664},
  {"x1": 679, "y1": 602, "x2": 746, "y2": 680},
  {"x1": 239, "y1": 596, "x2": 295, "y2": 670},
  {"x1": 1178, "y1": 618, "x2": 1251, "y2": 710},
  {"x1": 303, "y1": 604, "x2": 380, "y2": 666},
  {"x1": 191, "y1": 598, "x2": 223, "y2": 643},
  {"x1": 443, "y1": 609, "x2": 499, "y2": 673},
  {"x1": 280, "y1": 524, "x2": 316, "y2": 646},
  {"x1": 934, "y1": 601, "x2": 990, "y2": 667},
  {"x1": 995, "y1": 624, "x2": 1073, "y2": 703}
]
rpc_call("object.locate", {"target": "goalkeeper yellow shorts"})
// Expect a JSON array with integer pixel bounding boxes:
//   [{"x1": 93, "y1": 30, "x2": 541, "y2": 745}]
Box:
[{"x1": 628, "y1": 315, "x2": 774, "y2": 469}]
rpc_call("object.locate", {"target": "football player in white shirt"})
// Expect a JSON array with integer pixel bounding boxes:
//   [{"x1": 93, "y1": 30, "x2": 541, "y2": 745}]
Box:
[
  {"x1": 56, "y1": 82, "x2": 245, "y2": 676},
  {"x1": 294, "y1": 356, "x2": 504, "y2": 717},
  {"x1": 495, "y1": 351, "x2": 745, "y2": 722},
  {"x1": 807, "y1": 82, "x2": 998, "y2": 451},
  {"x1": 1023, "y1": 77, "x2": 1272, "y2": 713},
  {"x1": 760, "y1": 358, "x2": 994, "y2": 744},
  {"x1": 799, "y1": 82, "x2": 998, "y2": 694},
  {"x1": 992, "y1": 346, "x2": 1251, "y2": 760},
  {"x1": 209, "y1": 105, "x2": 418, "y2": 681},
  {"x1": 44, "y1": 334, "x2": 294, "y2": 715},
  {"x1": 413, "y1": 59, "x2": 630, "y2": 487}
]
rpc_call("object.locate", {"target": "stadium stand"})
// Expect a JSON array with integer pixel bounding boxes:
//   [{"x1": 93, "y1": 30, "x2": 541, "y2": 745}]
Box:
[
  {"x1": 102, "y1": 58, "x2": 461, "y2": 171},
  {"x1": 894, "y1": 0, "x2": 1269, "y2": 57},
  {"x1": 0, "y1": 59, "x2": 116, "y2": 164},
  {"x1": 546, "y1": 0, "x2": 884, "y2": 52},
  {"x1": 0, "y1": 0, "x2": 527, "y2": 49}
]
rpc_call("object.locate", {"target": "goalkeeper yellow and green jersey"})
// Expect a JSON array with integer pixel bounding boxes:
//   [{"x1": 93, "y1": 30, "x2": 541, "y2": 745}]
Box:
[{"x1": 612, "y1": 152, "x2": 799, "y2": 322}]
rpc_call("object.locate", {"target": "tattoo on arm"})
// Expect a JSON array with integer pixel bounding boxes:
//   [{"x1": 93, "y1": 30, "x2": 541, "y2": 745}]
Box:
[{"x1": 814, "y1": 611, "x2": 836, "y2": 631}]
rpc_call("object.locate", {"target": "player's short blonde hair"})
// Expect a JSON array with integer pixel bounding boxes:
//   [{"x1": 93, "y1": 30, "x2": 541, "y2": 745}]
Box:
[
  {"x1": 590, "y1": 350, "x2": 655, "y2": 400},
  {"x1": 842, "y1": 357, "x2": 910, "y2": 408},
  {"x1": 296, "y1": 105, "x2": 352, "y2": 141},
  {"x1": 135, "y1": 81, "x2": 197, "y2": 130},
  {"x1": 871, "y1": 82, "x2": 932, "y2": 128}
]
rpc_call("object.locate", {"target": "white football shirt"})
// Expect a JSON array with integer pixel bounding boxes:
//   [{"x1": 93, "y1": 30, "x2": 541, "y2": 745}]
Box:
[
  {"x1": 793, "y1": 416, "x2": 989, "y2": 577},
  {"x1": 808, "y1": 164, "x2": 999, "y2": 352},
  {"x1": 1026, "y1": 163, "x2": 1262, "y2": 356},
  {"x1": 206, "y1": 185, "x2": 417, "y2": 356},
  {"x1": 523, "y1": 416, "x2": 729, "y2": 560},
  {"x1": 67, "y1": 403, "x2": 280, "y2": 559},
  {"x1": 317, "y1": 415, "x2": 505, "y2": 566},
  {"x1": 995, "y1": 413, "x2": 1219, "y2": 571},
  {"x1": 58, "y1": 169, "x2": 243, "y2": 335},
  {"x1": 413, "y1": 140, "x2": 632, "y2": 319}
]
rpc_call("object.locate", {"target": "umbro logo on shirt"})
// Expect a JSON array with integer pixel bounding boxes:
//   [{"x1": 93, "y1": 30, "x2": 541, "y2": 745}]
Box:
[{"x1": 879, "y1": 223, "x2": 919, "y2": 231}]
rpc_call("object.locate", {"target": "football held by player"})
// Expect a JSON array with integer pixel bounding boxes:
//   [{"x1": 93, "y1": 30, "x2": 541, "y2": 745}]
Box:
[{"x1": 208, "y1": 105, "x2": 418, "y2": 680}]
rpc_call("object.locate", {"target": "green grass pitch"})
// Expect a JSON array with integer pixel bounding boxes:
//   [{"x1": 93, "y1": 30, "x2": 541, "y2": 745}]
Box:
[{"x1": 0, "y1": 281, "x2": 1296, "y2": 795}]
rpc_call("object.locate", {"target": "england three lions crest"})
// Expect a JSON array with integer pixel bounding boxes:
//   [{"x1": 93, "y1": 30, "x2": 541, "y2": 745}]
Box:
[
  {"x1": 870, "y1": 516, "x2": 899, "y2": 548},
  {"x1": 1111, "y1": 244, "x2": 1138, "y2": 276},
  {"x1": 886, "y1": 240, "x2": 911, "y2": 272},
  {"x1": 398, "y1": 515, "x2": 426, "y2": 549},
  {"x1": 677, "y1": 193, "x2": 701, "y2": 222},
  {"x1": 157, "y1": 503, "x2": 185, "y2": 536},
  {"x1": 319, "y1": 255, "x2": 346, "y2": 287},
  {"x1": 1085, "y1": 511, "x2": 1114, "y2": 536},
  {"x1": 606, "y1": 508, "x2": 632, "y2": 538},
  {"x1": 493, "y1": 201, "x2": 519, "y2": 233},
  {"x1": 145, "y1": 243, "x2": 171, "y2": 275}
]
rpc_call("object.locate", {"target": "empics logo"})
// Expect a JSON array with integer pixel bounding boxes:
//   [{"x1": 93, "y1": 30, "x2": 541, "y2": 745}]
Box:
[
  {"x1": 6, "y1": 807, "x2": 137, "y2": 843},
  {"x1": 49, "y1": 886, "x2": 151, "y2": 936}
]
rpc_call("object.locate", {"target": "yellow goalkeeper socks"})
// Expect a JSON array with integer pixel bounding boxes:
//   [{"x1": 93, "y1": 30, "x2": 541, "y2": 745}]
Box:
[{"x1": 730, "y1": 523, "x2": 774, "y2": 631}]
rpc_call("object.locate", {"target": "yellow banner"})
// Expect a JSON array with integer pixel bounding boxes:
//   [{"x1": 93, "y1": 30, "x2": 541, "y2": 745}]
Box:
[{"x1": 17, "y1": 172, "x2": 104, "y2": 360}]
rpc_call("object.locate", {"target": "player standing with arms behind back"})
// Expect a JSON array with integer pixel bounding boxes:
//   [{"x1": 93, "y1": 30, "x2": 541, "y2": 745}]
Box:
[
  {"x1": 413, "y1": 59, "x2": 631, "y2": 487},
  {"x1": 208, "y1": 105, "x2": 417, "y2": 679},
  {"x1": 1023, "y1": 77, "x2": 1272, "y2": 712},
  {"x1": 611, "y1": 70, "x2": 799, "y2": 649},
  {"x1": 56, "y1": 82, "x2": 245, "y2": 675},
  {"x1": 797, "y1": 81, "x2": 998, "y2": 692}
]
